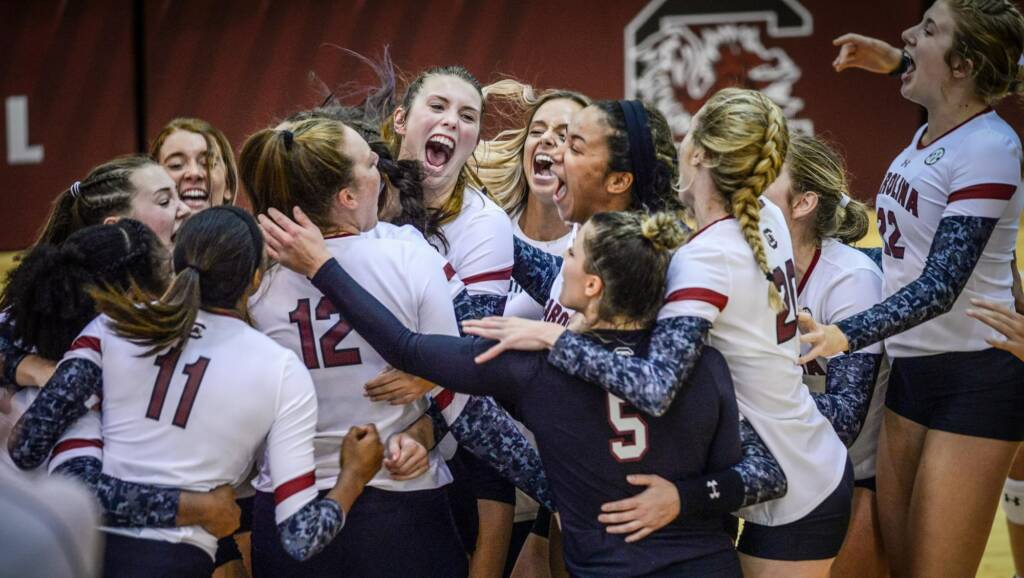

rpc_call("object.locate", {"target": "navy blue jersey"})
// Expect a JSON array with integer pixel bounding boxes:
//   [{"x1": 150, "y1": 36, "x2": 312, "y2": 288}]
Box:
[{"x1": 310, "y1": 259, "x2": 741, "y2": 576}]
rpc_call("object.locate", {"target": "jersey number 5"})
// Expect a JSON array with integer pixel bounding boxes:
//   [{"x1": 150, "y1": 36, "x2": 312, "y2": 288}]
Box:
[
  {"x1": 607, "y1": 394, "x2": 649, "y2": 462},
  {"x1": 290, "y1": 297, "x2": 363, "y2": 370},
  {"x1": 147, "y1": 351, "x2": 210, "y2": 429},
  {"x1": 772, "y1": 259, "x2": 799, "y2": 344}
]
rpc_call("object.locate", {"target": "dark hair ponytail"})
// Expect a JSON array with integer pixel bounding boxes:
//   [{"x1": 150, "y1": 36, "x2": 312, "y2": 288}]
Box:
[
  {"x1": 92, "y1": 206, "x2": 263, "y2": 356},
  {"x1": 1, "y1": 220, "x2": 167, "y2": 359}
]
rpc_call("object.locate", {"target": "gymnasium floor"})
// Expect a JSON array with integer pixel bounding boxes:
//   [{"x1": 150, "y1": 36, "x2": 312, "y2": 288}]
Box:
[{"x1": 0, "y1": 216, "x2": 1020, "y2": 576}]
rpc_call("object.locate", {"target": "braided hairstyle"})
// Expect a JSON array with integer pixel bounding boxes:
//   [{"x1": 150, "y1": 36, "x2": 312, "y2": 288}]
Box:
[
  {"x1": 35, "y1": 155, "x2": 159, "y2": 246},
  {"x1": 592, "y1": 101, "x2": 683, "y2": 214},
  {"x1": 691, "y1": 88, "x2": 789, "y2": 311},
  {"x1": 0, "y1": 220, "x2": 167, "y2": 359}
]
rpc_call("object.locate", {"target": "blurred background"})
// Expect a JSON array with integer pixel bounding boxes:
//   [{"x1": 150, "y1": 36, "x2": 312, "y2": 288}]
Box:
[{"x1": 1, "y1": 1, "x2": 1021, "y2": 572}]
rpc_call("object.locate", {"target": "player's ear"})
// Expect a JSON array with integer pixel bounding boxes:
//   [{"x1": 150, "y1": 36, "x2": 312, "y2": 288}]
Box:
[
  {"x1": 584, "y1": 272, "x2": 604, "y2": 299},
  {"x1": 393, "y1": 107, "x2": 408, "y2": 136},
  {"x1": 605, "y1": 171, "x2": 633, "y2": 197},
  {"x1": 793, "y1": 190, "x2": 819, "y2": 221},
  {"x1": 335, "y1": 187, "x2": 358, "y2": 211}
]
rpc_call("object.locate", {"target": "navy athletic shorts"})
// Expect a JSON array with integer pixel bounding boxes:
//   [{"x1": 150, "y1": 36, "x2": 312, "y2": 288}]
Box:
[
  {"x1": 103, "y1": 533, "x2": 213, "y2": 578},
  {"x1": 886, "y1": 348, "x2": 1024, "y2": 441},
  {"x1": 737, "y1": 459, "x2": 854, "y2": 561},
  {"x1": 250, "y1": 486, "x2": 467, "y2": 578}
]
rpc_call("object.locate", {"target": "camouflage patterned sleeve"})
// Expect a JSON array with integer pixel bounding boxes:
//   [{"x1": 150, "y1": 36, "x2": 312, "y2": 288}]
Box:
[
  {"x1": 53, "y1": 456, "x2": 182, "y2": 528},
  {"x1": 547, "y1": 316, "x2": 711, "y2": 417},
  {"x1": 512, "y1": 237, "x2": 563, "y2": 306},
  {"x1": 838, "y1": 216, "x2": 997, "y2": 352},
  {"x1": 278, "y1": 498, "x2": 345, "y2": 561},
  {"x1": 8, "y1": 358, "x2": 99, "y2": 470},
  {"x1": 812, "y1": 352, "x2": 882, "y2": 447},
  {"x1": 453, "y1": 289, "x2": 506, "y2": 323}
]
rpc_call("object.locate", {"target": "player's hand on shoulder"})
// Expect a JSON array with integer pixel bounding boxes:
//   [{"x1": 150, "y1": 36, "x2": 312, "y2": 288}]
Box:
[
  {"x1": 364, "y1": 368, "x2": 434, "y2": 405},
  {"x1": 383, "y1": 432, "x2": 430, "y2": 481},
  {"x1": 461, "y1": 316, "x2": 566, "y2": 364},
  {"x1": 257, "y1": 206, "x2": 332, "y2": 278},
  {"x1": 598, "y1": 474, "x2": 680, "y2": 543},
  {"x1": 832, "y1": 33, "x2": 903, "y2": 74},
  {"x1": 797, "y1": 311, "x2": 849, "y2": 364},
  {"x1": 194, "y1": 484, "x2": 241, "y2": 539},
  {"x1": 341, "y1": 424, "x2": 384, "y2": 485},
  {"x1": 968, "y1": 298, "x2": 1024, "y2": 362}
]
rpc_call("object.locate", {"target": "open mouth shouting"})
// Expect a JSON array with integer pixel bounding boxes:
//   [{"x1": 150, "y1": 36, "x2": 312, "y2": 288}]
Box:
[
  {"x1": 424, "y1": 134, "x2": 456, "y2": 172},
  {"x1": 532, "y1": 153, "x2": 557, "y2": 187},
  {"x1": 901, "y1": 50, "x2": 916, "y2": 83},
  {"x1": 179, "y1": 187, "x2": 211, "y2": 211}
]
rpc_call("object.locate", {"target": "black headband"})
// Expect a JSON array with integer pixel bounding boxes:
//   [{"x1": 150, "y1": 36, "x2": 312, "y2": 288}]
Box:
[{"x1": 616, "y1": 100, "x2": 656, "y2": 209}]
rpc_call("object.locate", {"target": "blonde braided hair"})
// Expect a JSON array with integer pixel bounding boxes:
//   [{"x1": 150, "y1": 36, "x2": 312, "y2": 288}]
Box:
[{"x1": 691, "y1": 88, "x2": 789, "y2": 311}]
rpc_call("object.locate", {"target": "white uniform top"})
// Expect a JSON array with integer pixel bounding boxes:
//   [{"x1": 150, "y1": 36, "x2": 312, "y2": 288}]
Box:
[
  {"x1": 659, "y1": 200, "x2": 848, "y2": 525},
  {"x1": 250, "y1": 234, "x2": 459, "y2": 493},
  {"x1": 876, "y1": 109, "x2": 1023, "y2": 357},
  {"x1": 797, "y1": 239, "x2": 889, "y2": 481},
  {"x1": 60, "y1": 311, "x2": 321, "y2": 559},
  {"x1": 503, "y1": 210, "x2": 574, "y2": 320},
  {"x1": 434, "y1": 186, "x2": 514, "y2": 297},
  {"x1": 539, "y1": 224, "x2": 580, "y2": 327}
]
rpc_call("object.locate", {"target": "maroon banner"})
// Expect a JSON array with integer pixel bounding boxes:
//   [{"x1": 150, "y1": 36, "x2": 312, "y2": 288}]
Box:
[{"x1": 5, "y1": 0, "x2": 1020, "y2": 251}]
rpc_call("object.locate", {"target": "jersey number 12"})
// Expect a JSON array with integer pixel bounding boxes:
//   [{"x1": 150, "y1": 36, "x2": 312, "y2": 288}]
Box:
[{"x1": 290, "y1": 297, "x2": 363, "y2": 370}]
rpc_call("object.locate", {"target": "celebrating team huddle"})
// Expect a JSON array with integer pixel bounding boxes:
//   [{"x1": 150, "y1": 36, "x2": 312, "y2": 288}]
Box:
[{"x1": 3, "y1": 1, "x2": 1024, "y2": 577}]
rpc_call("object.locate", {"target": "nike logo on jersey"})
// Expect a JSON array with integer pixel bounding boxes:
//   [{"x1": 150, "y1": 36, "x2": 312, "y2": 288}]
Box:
[{"x1": 878, "y1": 172, "x2": 920, "y2": 217}]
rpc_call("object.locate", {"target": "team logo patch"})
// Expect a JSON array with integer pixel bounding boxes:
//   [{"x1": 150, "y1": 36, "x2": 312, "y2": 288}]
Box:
[
  {"x1": 764, "y1": 228, "x2": 778, "y2": 249},
  {"x1": 925, "y1": 147, "x2": 945, "y2": 166},
  {"x1": 625, "y1": 0, "x2": 814, "y2": 139}
]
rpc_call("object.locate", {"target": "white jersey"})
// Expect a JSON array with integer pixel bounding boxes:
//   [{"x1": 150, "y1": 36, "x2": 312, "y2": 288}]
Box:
[
  {"x1": 504, "y1": 211, "x2": 573, "y2": 320},
  {"x1": 797, "y1": 239, "x2": 889, "y2": 481},
  {"x1": 538, "y1": 225, "x2": 580, "y2": 327},
  {"x1": 60, "y1": 312, "x2": 320, "y2": 559},
  {"x1": 660, "y1": 200, "x2": 847, "y2": 525},
  {"x1": 250, "y1": 234, "x2": 459, "y2": 493},
  {"x1": 434, "y1": 186, "x2": 514, "y2": 297},
  {"x1": 876, "y1": 109, "x2": 1023, "y2": 357}
]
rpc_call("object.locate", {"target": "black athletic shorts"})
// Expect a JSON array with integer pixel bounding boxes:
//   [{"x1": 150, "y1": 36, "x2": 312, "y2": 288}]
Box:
[
  {"x1": 886, "y1": 348, "x2": 1024, "y2": 441},
  {"x1": 737, "y1": 459, "x2": 854, "y2": 561},
  {"x1": 103, "y1": 533, "x2": 213, "y2": 578}
]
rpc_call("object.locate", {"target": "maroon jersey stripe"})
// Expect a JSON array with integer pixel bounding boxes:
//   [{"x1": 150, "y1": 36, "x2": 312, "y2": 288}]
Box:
[
  {"x1": 665, "y1": 288, "x2": 729, "y2": 311},
  {"x1": 275, "y1": 471, "x2": 316, "y2": 505},
  {"x1": 462, "y1": 267, "x2": 513, "y2": 285},
  {"x1": 948, "y1": 183, "x2": 1016, "y2": 204}
]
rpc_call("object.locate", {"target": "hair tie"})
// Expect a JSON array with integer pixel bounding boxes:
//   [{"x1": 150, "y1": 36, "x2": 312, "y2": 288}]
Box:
[
  {"x1": 765, "y1": 272, "x2": 774, "y2": 283},
  {"x1": 616, "y1": 100, "x2": 656, "y2": 209},
  {"x1": 1018, "y1": 52, "x2": 1024, "y2": 66},
  {"x1": 839, "y1": 193, "x2": 851, "y2": 209},
  {"x1": 281, "y1": 130, "x2": 295, "y2": 151},
  {"x1": 69, "y1": 181, "x2": 82, "y2": 199}
]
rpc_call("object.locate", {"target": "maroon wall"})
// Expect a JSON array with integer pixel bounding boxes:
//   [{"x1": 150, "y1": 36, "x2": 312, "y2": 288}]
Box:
[{"x1": 2, "y1": 0, "x2": 1021, "y2": 250}]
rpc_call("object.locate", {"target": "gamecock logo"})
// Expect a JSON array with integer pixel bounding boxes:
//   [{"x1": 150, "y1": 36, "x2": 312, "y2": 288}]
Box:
[{"x1": 625, "y1": 0, "x2": 814, "y2": 138}]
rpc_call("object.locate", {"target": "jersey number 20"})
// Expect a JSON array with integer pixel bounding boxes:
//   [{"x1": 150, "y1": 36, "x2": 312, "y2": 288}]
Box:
[
  {"x1": 290, "y1": 297, "x2": 363, "y2": 370},
  {"x1": 772, "y1": 259, "x2": 799, "y2": 344},
  {"x1": 607, "y1": 394, "x2": 649, "y2": 462}
]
